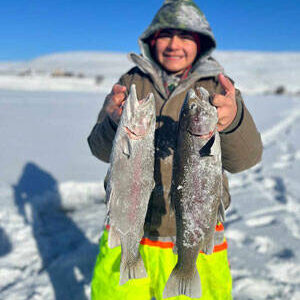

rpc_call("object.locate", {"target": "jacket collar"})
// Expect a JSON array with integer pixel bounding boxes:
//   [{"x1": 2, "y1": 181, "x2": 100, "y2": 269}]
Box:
[{"x1": 129, "y1": 52, "x2": 224, "y2": 100}]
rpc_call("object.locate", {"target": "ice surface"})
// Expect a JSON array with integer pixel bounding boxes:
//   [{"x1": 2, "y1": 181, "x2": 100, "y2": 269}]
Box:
[{"x1": 227, "y1": 94, "x2": 300, "y2": 299}]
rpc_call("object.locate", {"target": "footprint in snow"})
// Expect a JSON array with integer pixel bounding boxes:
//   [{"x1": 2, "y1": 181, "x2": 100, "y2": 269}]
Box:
[
  {"x1": 245, "y1": 215, "x2": 276, "y2": 228},
  {"x1": 273, "y1": 248, "x2": 295, "y2": 260},
  {"x1": 261, "y1": 176, "x2": 287, "y2": 204},
  {"x1": 252, "y1": 236, "x2": 275, "y2": 254},
  {"x1": 225, "y1": 208, "x2": 243, "y2": 227}
]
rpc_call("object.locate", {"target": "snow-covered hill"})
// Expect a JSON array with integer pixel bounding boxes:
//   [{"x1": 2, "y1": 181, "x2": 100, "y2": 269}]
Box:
[
  {"x1": 0, "y1": 52, "x2": 133, "y2": 94},
  {"x1": 0, "y1": 51, "x2": 300, "y2": 95}
]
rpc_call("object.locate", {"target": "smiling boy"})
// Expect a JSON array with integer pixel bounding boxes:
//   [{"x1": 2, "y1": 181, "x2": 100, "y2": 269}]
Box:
[{"x1": 88, "y1": 1, "x2": 262, "y2": 299}]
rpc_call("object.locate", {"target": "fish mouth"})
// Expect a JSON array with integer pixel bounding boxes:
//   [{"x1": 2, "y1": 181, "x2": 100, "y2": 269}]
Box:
[
  {"x1": 124, "y1": 126, "x2": 147, "y2": 140},
  {"x1": 188, "y1": 129, "x2": 215, "y2": 139}
]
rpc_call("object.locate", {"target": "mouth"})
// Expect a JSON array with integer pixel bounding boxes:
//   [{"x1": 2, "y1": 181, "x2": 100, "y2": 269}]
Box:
[
  {"x1": 124, "y1": 126, "x2": 146, "y2": 140},
  {"x1": 188, "y1": 129, "x2": 215, "y2": 139},
  {"x1": 163, "y1": 54, "x2": 184, "y2": 60}
]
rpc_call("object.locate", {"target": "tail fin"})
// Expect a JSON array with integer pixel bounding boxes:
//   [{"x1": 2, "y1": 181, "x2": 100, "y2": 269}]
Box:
[
  {"x1": 163, "y1": 268, "x2": 201, "y2": 299},
  {"x1": 119, "y1": 251, "x2": 147, "y2": 285}
]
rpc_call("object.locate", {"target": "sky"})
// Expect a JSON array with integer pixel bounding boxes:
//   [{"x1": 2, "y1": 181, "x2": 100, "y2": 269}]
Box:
[{"x1": 1, "y1": 0, "x2": 300, "y2": 61}]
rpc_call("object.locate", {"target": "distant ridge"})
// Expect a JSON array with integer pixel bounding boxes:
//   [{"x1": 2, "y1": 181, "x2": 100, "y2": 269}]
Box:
[{"x1": 0, "y1": 51, "x2": 299, "y2": 95}]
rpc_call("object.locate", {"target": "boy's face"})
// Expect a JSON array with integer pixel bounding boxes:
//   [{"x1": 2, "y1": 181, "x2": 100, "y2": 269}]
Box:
[{"x1": 154, "y1": 29, "x2": 198, "y2": 74}]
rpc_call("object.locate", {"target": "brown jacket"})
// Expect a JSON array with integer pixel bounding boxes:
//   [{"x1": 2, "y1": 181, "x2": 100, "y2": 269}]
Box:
[{"x1": 88, "y1": 66, "x2": 263, "y2": 237}]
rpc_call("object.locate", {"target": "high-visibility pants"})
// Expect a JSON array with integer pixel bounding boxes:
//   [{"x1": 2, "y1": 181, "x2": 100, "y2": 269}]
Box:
[{"x1": 91, "y1": 224, "x2": 232, "y2": 300}]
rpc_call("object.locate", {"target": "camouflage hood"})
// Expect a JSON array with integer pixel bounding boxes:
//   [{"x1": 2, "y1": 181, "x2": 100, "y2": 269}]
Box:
[
  {"x1": 128, "y1": 0, "x2": 223, "y2": 98},
  {"x1": 139, "y1": 0, "x2": 217, "y2": 63}
]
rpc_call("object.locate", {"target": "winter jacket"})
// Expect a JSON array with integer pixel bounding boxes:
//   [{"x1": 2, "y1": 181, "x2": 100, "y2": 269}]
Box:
[{"x1": 88, "y1": 0, "x2": 263, "y2": 237}]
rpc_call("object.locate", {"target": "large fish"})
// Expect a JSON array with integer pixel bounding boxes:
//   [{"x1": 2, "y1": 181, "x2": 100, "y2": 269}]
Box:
[
  {"x1": 106, "y1": 84, "x2": 156, "y2": 285},
  {"x1": 163, "y1": 87, "x2": 224, "y2": 298}
]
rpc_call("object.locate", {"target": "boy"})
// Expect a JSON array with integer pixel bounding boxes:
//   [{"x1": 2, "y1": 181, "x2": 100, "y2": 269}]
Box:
[{"x1": 88, "y1": 1, "x2": 262, "y2": 299}]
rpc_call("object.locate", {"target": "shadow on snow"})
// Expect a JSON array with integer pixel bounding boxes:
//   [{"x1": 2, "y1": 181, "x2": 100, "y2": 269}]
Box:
[
  {"x1": 0, "y1": 226, "x2": 12, "y2": 257},
  {"x1": 13, "y1": 162, "x2": 98, "y2": 300}
]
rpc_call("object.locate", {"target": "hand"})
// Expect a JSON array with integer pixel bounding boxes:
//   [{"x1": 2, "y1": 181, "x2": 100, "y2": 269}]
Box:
[
  {"x1": 105, "y1": 84, "x2": 127, "y2": 124},
  {"x1": 212, "y1": 73, "x2": 237, "y2": 132}
]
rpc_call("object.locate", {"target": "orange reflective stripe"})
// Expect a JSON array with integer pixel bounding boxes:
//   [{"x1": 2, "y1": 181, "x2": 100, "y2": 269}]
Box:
[
  {"x1": 214, "y1": 240, "x2": 228, "y2": 252},
  {"x1": 141, "y1": 238, "x2": 227, "y2": 253},
  {"x1": 200, "y1": 240, "x2": 228, "y2": 253},
  {"x1": 216, "y1": 223, "x2": 224, "y2": 232},
  {"x1": 105, "y1": 224, "x2": 227, "y2": 252},
  {"x1": 140, "y1": 238, "x2": 174, "y2": 249}
]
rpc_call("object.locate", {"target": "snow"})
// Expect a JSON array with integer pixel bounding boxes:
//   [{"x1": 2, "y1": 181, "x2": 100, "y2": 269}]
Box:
[
  {"x1": 215, "y1": 51, "x2": 300, "y2": 95},
  {"x1": 245, "y1": 216, "x2": 276, "y2": 228},
  {"x1": 226, "y1": 94, "x2": 300, "y2": 299},
  {"x1": 0, "y1": 51, "x2": 300, "y2": 299}
]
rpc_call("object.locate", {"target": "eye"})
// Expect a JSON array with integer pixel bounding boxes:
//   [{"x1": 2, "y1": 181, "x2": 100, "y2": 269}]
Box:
[
  {"x1": 157, "y1": 30, "x2": 172, "y2": 39},
  {"x1": 189, "y1": 103, "x2": 197, "y2": 110},
  {"x1": 179, "y1": 34, "x2": 195, "y2": 41}
]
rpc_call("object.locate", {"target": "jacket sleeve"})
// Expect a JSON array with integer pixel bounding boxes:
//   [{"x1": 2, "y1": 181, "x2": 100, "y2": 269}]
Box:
[
  {"x1": 87, "y1": 75, "x2": 129, "y2": 163},
  {"x1": 219, "y1": 87, "x2": 263, "y2": 173}
]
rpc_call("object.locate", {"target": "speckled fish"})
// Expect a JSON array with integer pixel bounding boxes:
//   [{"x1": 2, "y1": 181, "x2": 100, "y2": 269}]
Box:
[
  {"x1": 106, "y1": 84, "x2": 156, "y2": 285},
  {"x1": 163, "y1": 87, "x2": 223, "y2": 298}
]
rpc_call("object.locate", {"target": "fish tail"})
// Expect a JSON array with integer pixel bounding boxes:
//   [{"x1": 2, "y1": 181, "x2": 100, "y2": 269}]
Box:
[
  {"x1": 107, "y1": 225, "x2": 121, "y2": 248},
  {"x1": 163, "y1": 267, "x2": 201, "y2": 299},
  {"x1": 119, "y1": 251, "x2": 147, "y2": 285}
]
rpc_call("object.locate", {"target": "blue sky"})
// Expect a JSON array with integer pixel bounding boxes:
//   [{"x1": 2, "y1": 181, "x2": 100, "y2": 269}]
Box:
[{"x1": 1, "y1": 0, "x2": 300, "y2": 61}]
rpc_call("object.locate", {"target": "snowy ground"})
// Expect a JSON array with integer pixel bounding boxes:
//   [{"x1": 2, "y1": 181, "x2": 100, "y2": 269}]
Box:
[
  {"x1": 0, "y1": 52, "x2": 299, "y2": 299},
  {"x1": 0, "y1": 90, "x2": 108, "y2": 300},
  {"x1": 226, "y1": 95, "x2": 300, "y2": 300}
]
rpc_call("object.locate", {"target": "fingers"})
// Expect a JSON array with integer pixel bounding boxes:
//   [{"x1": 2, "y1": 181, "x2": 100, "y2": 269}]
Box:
[
  {"x1": 212, "y1": 76, "x2": 237, "y2": 131},
  {"x1": 111, "y1": 84, "x2": 127, "y2": 105},
  {"x1": 215, "y1": 103, "x2": 237, "y2": 132},
  {"x1": 112, "y1": 84, "x2": 127, "y2": 95},
  {"x1": 212, "y1": 94, "x2": 227, "y2": 107},
  {"x1": 218, "y1": 73, "x2": 235, "y2": 96},
  {"x1": 113, "y1": 92, "x2": 126, "y2": 104},
  {"x1": 106, "y1": 101, "x2": 123, "y2": 124},
  {"x1": 216, "y1": 108, "x2": 232, "y2": 132},
  {"x1": 106, "y1": 84, "x2": 127, "y2": 124}
]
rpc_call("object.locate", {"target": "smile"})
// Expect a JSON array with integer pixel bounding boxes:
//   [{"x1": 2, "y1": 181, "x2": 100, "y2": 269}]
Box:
[{"x1": 163, "y1": 55, "x2": 184, "y2": 60}]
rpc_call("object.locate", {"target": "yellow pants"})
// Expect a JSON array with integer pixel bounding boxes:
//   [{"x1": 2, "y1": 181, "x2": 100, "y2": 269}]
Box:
[{"x1": 91, "y1": 226, "x2": 232, "y2": 300}]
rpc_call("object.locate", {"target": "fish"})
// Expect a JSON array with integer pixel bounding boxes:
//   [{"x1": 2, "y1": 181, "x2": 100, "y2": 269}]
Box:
[
  {"x1": 106, "y1": 84, "x2": 156, "y2": 285},
  {"x1": 163, "y1": 87, "x2": 223, "y2": 298}
]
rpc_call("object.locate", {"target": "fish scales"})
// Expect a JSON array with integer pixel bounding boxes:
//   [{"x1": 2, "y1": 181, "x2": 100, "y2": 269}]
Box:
[
  {"x1": 163, "y1": 87, "x2": 223, "y2": 299},
  {"x1": 106, "y1": 84, "x2": 156, "y2": 285}
]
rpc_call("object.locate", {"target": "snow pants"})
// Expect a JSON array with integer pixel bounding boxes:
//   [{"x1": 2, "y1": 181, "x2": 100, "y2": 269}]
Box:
[{"x1": 91, "y1": 224, "x2": 232, "y2": 300}]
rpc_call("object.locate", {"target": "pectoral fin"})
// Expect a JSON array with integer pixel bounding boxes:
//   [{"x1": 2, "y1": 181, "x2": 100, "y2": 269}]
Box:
[{"x1": 121, "y1": 135, "x2": 132, "y2": 158}]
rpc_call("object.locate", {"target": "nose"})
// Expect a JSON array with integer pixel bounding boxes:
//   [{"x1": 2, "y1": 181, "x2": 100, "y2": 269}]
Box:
[{"x1": 167, "y1": 35, "x2": 182, "y2": 50}]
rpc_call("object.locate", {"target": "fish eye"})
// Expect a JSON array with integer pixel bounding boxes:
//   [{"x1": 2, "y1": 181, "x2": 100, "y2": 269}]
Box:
[{"x1": 189, "y1": 103, "x2": 197, "y2": 110}]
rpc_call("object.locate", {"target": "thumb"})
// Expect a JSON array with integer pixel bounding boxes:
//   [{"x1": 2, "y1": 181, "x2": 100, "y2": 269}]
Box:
[{"x1": 218, "y1": 73, "x2": 234, "y2": 95}]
